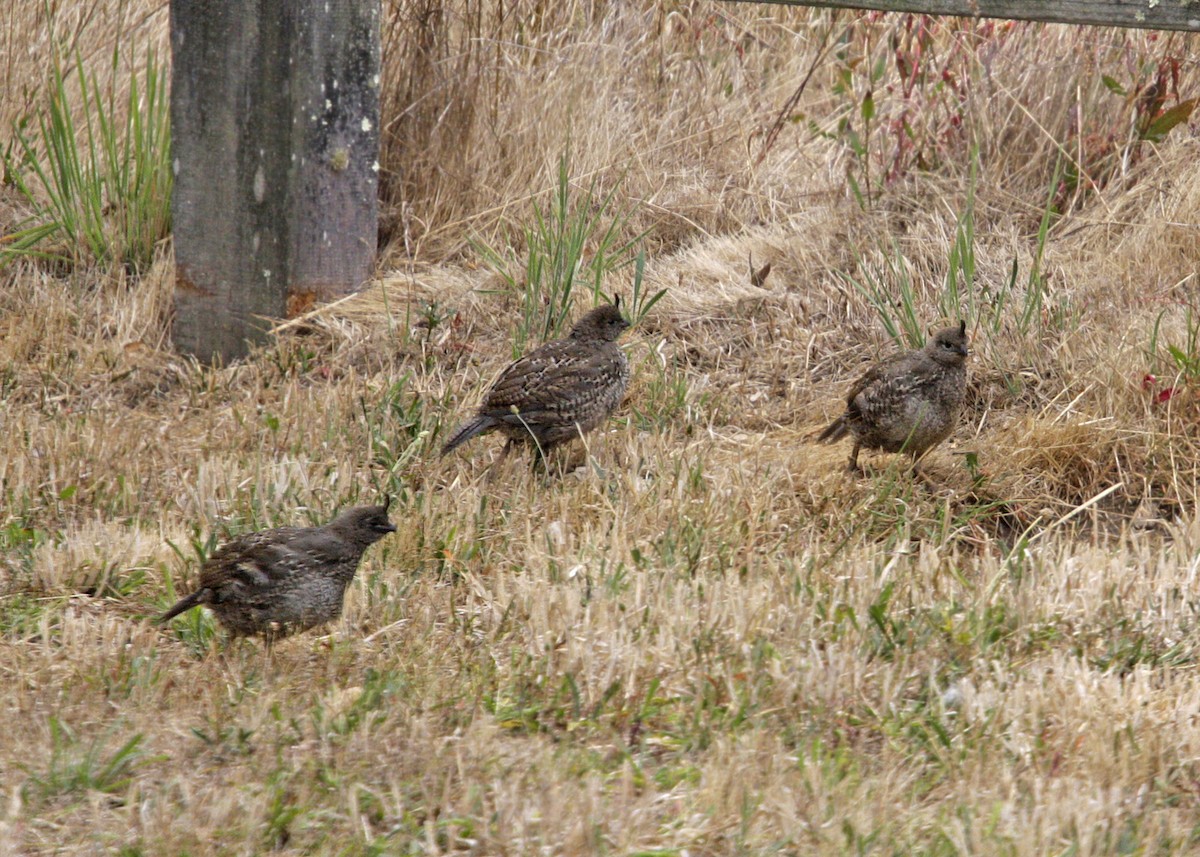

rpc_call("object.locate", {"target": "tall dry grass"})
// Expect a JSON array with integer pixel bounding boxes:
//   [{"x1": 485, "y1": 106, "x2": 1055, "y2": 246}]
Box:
[{"x1": 3, "y1": 0, "x2": 1200, "y2": 854}]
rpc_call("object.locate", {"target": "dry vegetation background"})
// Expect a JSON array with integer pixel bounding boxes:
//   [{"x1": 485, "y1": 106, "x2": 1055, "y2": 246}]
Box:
[{"x1": 3, "y1": 0, "x2": 1200, "y2": 854}]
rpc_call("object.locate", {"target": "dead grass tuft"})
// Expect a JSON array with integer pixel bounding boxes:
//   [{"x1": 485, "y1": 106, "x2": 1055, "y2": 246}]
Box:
[{"x1": 1002, "y1": 419, "x2": 1129, "y2": 505}]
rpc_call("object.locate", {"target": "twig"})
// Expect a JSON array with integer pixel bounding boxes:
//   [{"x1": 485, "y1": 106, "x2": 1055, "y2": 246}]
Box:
[{"x1": 755, "y1": 13, "x2": 842, "y2": 168}]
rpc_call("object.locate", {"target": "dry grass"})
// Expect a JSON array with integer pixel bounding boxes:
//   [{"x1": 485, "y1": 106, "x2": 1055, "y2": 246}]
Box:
[{"x1": 4, "y1": 1, "x2": 1200, "y2": 854}]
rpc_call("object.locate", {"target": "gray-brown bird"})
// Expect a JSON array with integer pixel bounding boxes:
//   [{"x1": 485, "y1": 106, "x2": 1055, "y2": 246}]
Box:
[
  {"x1": 441, "y1": 298, "x2": 631, "y2": 463},
  {"x1": 817, "y1": 321, "x2": 970, "y2": 472},
  {"x1": 157, "y1": 504, "x2": 396, "y2": 641}
]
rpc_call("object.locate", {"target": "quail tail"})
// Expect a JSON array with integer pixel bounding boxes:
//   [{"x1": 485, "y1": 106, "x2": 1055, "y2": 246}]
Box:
[
  {"x1": 157, "y1": 589, "x2": 206, "y2": 624},
  {"x1": 816, "y1": 416, "x2": 849, "y2": 444},
  {"x1": 441, "y1": 416, "x2": 496, "y2": 456}
]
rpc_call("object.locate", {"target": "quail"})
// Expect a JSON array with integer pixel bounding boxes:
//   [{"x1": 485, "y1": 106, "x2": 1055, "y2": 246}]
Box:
[
  {"x1": 817, "y1": 321, "x2": 970, "y2": 472},
  {"x1": 157, "y1": 504, "x2": 397, "y2": 641},
  {"x1": 441, "y1": 297, "x2": 631, "y2": 463}
]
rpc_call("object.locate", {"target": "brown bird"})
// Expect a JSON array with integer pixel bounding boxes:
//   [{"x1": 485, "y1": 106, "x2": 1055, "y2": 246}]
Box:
[
  {"x1": 441, "y1": 298, "x2": 631, "y2": 463},
  {"x1": 817, "y1": 321, "x2": 970, "y2": 472},
  {"x1": 157, "y1": 504, "x2": 396, "y2": 641}
]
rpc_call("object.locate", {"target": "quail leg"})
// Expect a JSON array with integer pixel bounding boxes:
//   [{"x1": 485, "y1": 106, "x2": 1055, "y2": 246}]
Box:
[
  {"x1": 846, "y1": 442, "x2": 863, "y2": 473},
  {"x1": 909, "y1": 452, "x2": 934, "y2": 484},
  {"x1": 531, "y1": 439, "x2": 564, "y2": 474}
]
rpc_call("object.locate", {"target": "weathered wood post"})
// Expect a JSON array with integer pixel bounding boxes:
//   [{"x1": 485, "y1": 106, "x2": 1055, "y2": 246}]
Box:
[{"x1": 170, "y1": 0, "x2": 380, "y2": 362}]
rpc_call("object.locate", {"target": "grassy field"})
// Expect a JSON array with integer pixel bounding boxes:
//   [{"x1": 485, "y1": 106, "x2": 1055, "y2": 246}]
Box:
[{"x1": 3, "y1": 1, "x2": 1200, "y2": 854}]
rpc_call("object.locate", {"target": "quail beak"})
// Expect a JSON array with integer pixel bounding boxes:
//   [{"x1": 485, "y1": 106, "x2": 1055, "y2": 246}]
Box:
[{"x1": 958, "y1": 345, "x2": 970, "y2": 357}]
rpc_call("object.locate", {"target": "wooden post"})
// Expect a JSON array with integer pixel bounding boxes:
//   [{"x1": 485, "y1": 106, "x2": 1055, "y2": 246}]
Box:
[
  {"x1": 735, "y1": 0, "x2": 1200, "y2": 32},
  {"x1": 170, "y1": 0, "x2": 381, "y2": 363}
]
